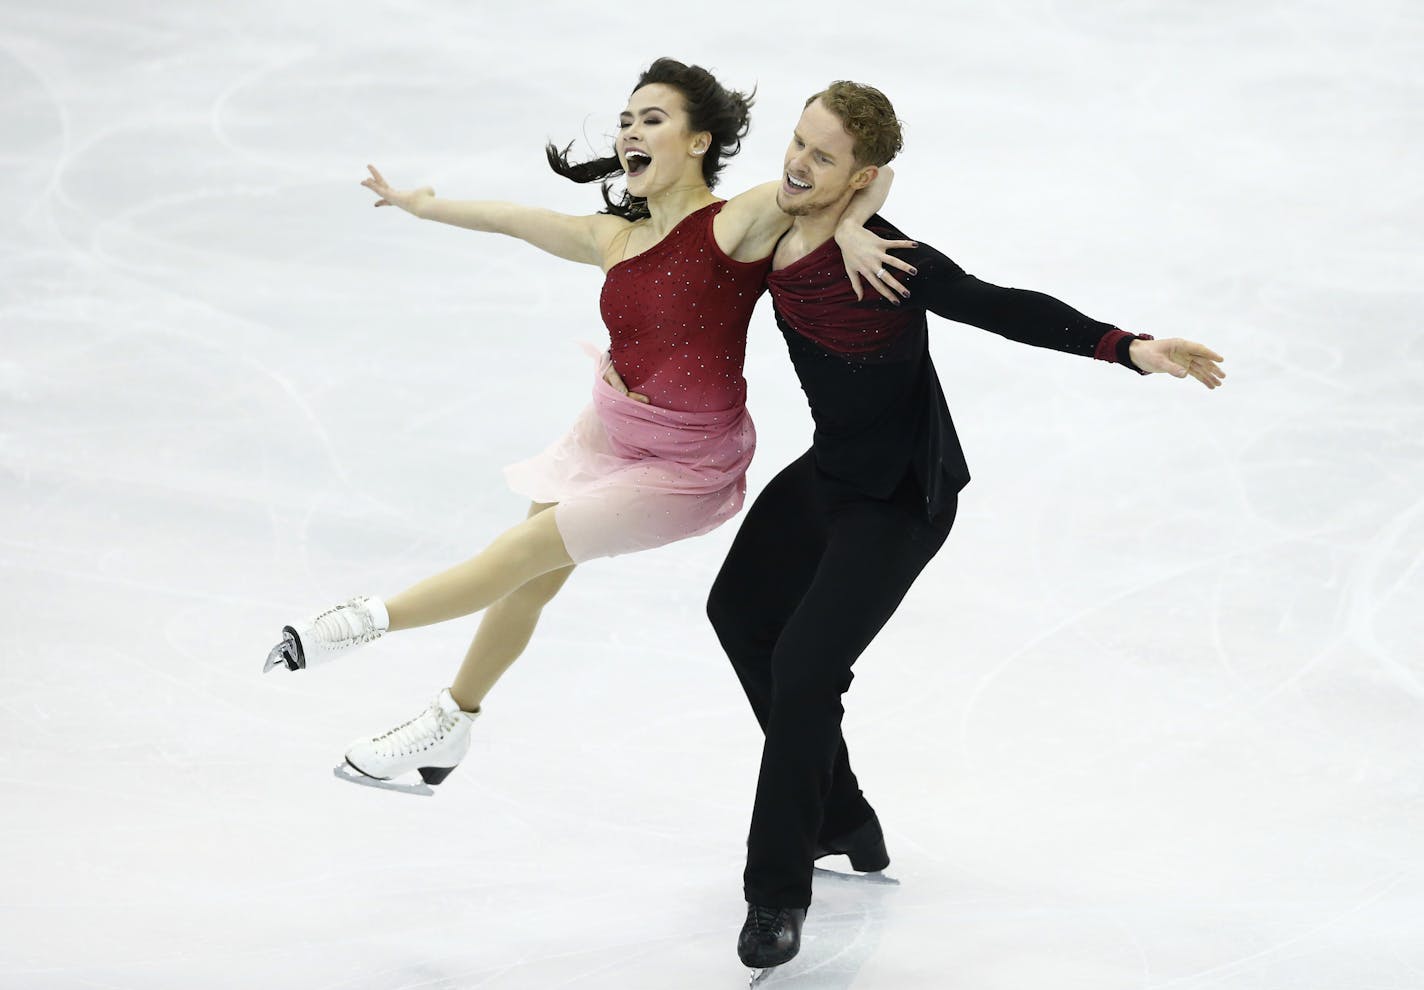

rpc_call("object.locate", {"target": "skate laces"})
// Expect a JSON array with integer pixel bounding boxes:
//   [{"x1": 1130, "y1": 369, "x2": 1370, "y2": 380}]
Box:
[
  {"x1": 312, "y1": 599, "x2": 382, "y2": 648},
  {"x1": 373, "y1": 700, "x2": 459, "y2": 758},
  {"x1": 746, "y1": 905, "x2": 785, "y2": 937}
]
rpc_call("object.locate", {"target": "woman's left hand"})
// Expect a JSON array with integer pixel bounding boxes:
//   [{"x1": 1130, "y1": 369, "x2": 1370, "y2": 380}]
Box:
[
  {"x1": 835, "y1": 223, "x2": 917, "y2": 303},
  {"x1": 603, "y1": 364, "x2": 649, "y2": 403}
]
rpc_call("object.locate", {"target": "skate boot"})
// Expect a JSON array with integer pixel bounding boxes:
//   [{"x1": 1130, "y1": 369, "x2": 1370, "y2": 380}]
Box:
[
  {"x1": 335, "y1": 688, "x2": 478, "y2": 795},
  {"x1": 814, "y1": 814, "x2": 889, "y2": 873},
  {"x1": 739, "y1": 903, "x2": 805, "y2": 982},
  {"x1": 264, "y1": 595, "x2": 389, "y2": 672}
]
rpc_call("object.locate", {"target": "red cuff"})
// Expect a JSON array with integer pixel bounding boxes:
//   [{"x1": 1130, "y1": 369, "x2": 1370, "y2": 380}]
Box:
[{"x1": 1094, "y1": 328, "x2": 1135, "y2": 363}]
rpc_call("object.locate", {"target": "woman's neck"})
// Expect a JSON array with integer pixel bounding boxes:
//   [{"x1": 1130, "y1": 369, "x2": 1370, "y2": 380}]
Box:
[{"x1": 642, "y1": 180, "x2": 718, "y2": 235}]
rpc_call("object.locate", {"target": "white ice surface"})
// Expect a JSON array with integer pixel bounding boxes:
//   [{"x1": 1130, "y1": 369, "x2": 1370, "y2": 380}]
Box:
[{"x1": 3, "y1": 1, "x2": 1423, "y2": 988}]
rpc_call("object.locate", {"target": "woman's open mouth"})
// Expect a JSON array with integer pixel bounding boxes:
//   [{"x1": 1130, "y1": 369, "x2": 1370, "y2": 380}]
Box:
[{"x1": 625, "y1": 150, "x2": 652, "y2": 177}]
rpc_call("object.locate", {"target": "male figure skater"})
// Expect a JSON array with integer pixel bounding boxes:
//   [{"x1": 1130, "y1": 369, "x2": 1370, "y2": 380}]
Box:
[{"x1": 704, "y1": 82, "x2": 1225, "y2": 975}]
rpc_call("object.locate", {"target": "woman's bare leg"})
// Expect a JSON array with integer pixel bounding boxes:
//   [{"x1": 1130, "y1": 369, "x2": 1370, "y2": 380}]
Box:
[
  {"x1": 448, "y1": 503, "x2": 575, "y2": 711},
  {"x1": 384, "y1": 502, "x2": 574, "y2": 631}
]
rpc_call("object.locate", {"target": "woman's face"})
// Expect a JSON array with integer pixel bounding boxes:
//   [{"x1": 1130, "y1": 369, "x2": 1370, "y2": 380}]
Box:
[{"x1": 618, "y1": 83, "x2": 706, "y2": 198}]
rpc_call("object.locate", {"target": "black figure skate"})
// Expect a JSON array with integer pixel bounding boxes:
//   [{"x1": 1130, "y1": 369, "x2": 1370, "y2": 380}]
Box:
[{"x1": 739, "y1": 903, "x2": 805, "y2": 986}]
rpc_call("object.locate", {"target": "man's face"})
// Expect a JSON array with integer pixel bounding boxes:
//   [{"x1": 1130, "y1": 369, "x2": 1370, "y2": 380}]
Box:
[{"x1": 776, "y1": 98, "x2": 875, "y2": 217}]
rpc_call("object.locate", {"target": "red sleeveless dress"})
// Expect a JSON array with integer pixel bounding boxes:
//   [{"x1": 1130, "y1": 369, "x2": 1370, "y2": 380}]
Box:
[{"x1": 505, "y1": 202, "x2": 772, "y2": 562}]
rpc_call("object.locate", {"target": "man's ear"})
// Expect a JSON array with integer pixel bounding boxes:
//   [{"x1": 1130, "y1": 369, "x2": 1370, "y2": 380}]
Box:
[{"x1": 849, "y1": 163, "x2": 879, "y2": 190}]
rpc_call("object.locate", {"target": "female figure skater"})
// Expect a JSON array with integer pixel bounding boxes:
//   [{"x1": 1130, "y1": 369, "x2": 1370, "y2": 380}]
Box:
[{"x1": 262, "y1": 58, "x2": 906, "y2": 793}]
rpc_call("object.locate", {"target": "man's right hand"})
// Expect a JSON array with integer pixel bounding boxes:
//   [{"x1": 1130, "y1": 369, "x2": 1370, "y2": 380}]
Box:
[{"x1": 603, "y1": 364, "x2": 650, "y2": 403}]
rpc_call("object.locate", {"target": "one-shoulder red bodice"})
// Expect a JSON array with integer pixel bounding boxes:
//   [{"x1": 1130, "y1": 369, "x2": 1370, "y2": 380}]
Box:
[{"x1": 600, "y1": 201, "x2": 771, "y2": 412}]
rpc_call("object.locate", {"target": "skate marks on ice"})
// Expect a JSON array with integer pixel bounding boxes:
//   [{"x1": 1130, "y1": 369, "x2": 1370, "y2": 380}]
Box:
[
  {"x1": 331, "y1": 762, "x2": 435, "y2": 797},
  {"x1": 745, "y1": 862, "x2": 900, "y2": 984},
  {"x1": 745, "y1": 869, "x2": 900, "y2": 988}
]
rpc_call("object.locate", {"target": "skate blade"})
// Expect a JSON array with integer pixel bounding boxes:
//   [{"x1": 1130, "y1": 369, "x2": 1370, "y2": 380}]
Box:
[
  {"x1": 263, "y1": 630, "x2": 300, "y2": 673},
  {"x1": 332, "y1": 763, "x2": 435, "y2": 797},
  {"x1": 749, "y1": 967, "x2": 777, "y2": 987},
  {"x1": 812, "y1": 865, "x2": 901, "y2": 885},
  {"x1": 262, "y1": 642, "x2": 287, "y2": 673}
]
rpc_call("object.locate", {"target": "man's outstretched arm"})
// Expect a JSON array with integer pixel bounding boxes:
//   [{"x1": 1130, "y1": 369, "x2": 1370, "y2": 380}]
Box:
[{"x1": 892, "y1": 233, "x2": 1225, "y2": 388}]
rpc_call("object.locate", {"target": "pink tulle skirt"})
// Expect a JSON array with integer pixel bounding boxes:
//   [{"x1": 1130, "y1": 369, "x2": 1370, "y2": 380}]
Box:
[{"x1": 503, "y1": 350, "x2": 755, "y2": 563}]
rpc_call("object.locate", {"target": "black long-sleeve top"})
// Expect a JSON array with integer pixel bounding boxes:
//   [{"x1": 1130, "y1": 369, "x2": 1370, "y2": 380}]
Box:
[{"x1": 766, "y1": 215, "x2": 1146, "y2": 522}]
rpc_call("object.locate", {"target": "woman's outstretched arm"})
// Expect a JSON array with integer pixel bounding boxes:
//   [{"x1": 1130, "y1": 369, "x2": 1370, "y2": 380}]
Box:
[{"x1": 361, "y1": 164, "x2": 627, "y2": 267}]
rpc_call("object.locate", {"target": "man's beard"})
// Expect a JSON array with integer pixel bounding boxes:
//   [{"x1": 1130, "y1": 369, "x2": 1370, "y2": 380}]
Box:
[{"x1": 776, "y1": 190, "x2": 830, "y2": 217}]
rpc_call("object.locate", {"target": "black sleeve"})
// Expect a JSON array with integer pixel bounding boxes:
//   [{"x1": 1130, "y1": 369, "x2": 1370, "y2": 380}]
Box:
[{"x1": 868, "y1": 216, "x2": 1144, "y2": 370}]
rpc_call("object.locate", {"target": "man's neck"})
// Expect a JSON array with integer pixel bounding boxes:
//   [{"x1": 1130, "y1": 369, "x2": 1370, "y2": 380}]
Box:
[
  {"x1": 777, "y1": 198, "x2": 852, "y2": 268},
  {"x1": 789, "y1": 203, "x2": 848, "y2": 247}
]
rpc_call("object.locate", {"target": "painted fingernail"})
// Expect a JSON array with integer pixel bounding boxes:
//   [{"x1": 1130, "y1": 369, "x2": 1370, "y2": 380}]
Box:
[{"x1": 909, "y1": 268, "x2": 918, "y2": 275}]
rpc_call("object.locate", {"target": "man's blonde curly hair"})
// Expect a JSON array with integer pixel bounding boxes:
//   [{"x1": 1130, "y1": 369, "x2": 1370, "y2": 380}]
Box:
[{"x1": 805, "y1": 81, "x2": 903, "y2": 168}]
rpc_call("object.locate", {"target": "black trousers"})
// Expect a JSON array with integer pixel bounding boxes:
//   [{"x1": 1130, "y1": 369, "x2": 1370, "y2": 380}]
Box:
[{"x1": 706, "y1": 449, "x2": 954, "y2": 908}]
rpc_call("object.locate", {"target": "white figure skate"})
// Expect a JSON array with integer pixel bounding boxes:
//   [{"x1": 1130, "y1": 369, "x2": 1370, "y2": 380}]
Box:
[
  {"x1": 264, "y1": 595, "x2": 388, "y2": 672},
  {"x1": 334, "y1": 688, "x2": 478, "y2": 796}
]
